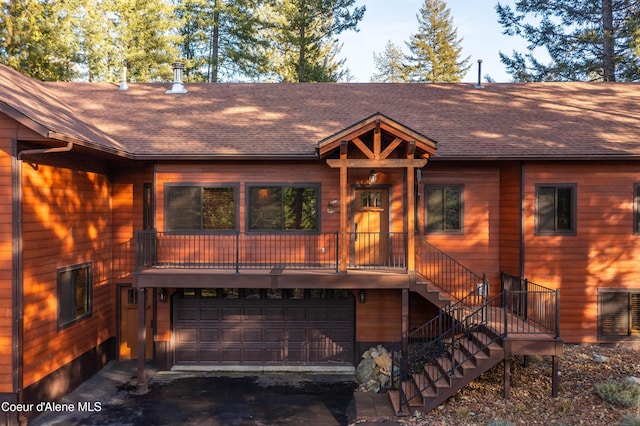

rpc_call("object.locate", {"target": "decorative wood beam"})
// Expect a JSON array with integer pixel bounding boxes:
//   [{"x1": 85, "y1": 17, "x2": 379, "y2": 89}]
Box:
[
  {"x1": 379, "y1": 137, "x2": 403, "y2": 160},
  {"x1": 351, "y1": 137, "x2": 375, "y2": 159},
  {"x1": 374, "y1": 121, "x2": 381, "y2": 159},
  {"x1": 326, "y1": 158, "x2": 429, "y2": 168},
  {"x1": 407, "y1": 140, "x2": 416, "y2": 156}
]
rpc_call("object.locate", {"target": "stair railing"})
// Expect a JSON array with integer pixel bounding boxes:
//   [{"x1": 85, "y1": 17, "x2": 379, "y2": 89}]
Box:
[
  {"x1": 416, "y1": 239, "x2": 487, "y2": 301},
  {"x1": 393, "y1": 285, "x2": 497, "y2": 414}
]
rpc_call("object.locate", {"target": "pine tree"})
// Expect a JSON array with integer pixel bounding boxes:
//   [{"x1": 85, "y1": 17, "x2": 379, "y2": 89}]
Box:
[
  {"x1": 406, "y1": 0, "x2": 470, "y2": 83},
  {"x1": 496, "y1": 0, "x2": 640, "y2": 82},
  {"x1": 371, "y1": 40, "x2": 411, "y2": 82},
  {"x1": 264, "y1": 0, "x2": 365, "y2": 82},
  {"x1": 0, "y1": 0, "x2": 81, "y2": 81},
  {"x1": 176, "y1": 0, "x2": 269, "y2": 82}
]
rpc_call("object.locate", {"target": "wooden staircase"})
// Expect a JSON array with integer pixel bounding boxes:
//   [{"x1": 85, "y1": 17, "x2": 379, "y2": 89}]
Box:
[{"x1": 389, "y1": 326, "x2": 505, "y2": 414}]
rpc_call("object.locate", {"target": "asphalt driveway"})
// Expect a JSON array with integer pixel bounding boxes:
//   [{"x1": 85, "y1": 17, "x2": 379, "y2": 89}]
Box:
[{"x1": 29, "y1": 361, "x2": 366, "y2": 426}]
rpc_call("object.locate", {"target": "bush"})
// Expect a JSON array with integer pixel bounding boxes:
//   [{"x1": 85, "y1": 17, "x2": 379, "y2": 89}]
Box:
[
  {"x1": 621, "y1": 414, "x2": 640, "y2": 426},
  {"x1": 595, "y1": 380, "x2": 640, "y2": 408}
]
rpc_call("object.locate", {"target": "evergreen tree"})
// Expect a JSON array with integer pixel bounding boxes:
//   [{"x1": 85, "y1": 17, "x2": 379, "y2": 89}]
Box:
[
  {"x1": 264, "y1": 0, "x2": 365, "y2": 82},
  {"x1": 0, "y1": 0, "x2": 81, "y2": 80},
  {"x1": 496, "y1": 0, "x2": 640, "y2": 82},
  {"x1": 406, "y1": 0, "x2": 470, "y2": 83},
  {"x1": 176, "y1": 0, "x2": 269, "y2": 82},
  {"x1": 371, "y1": 40, "x2": 411, "y2": 82}
]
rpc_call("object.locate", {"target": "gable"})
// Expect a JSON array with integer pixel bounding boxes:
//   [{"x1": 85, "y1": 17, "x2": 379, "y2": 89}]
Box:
[{"x1": 317, "y1": 113, "x2": 437, "y2": 160}]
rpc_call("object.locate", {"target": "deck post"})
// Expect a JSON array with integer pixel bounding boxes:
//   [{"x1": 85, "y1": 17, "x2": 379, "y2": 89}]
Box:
[
  {"x1": 503, "y1": 357, "x2": 511, "y2": 399},
  {"x1": 551, "y1": 355, "x2": 559, "y2": 397},
  {"x1": 401, "y1": 288, "x2": 409, "y2": 354},
  {"x1": 137, "y1": 286, "x2": 148, "y2": 394}
]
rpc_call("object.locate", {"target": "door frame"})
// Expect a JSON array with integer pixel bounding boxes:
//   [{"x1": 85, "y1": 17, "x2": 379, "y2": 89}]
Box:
[
  {"x1": 117, "y1": 283, "x2": 154, "y2": 360},
  {"x1": 350, "y1": 185, "x2": 391, "y2": 267}
]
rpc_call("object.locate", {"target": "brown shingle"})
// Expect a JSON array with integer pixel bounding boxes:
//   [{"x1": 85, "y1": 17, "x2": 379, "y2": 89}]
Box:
[{"x1": 2, "y1": 64, "x2": 639, "y2": 159}]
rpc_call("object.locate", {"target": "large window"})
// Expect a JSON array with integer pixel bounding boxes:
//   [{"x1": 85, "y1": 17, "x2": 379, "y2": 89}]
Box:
[
  {"x1": 535, "y1": 184, "x2": 576, "y2": 235},
  {"x1": 425, "y1": 185, "x2": 463, "y2": 234},
  {"x1": 599, "y1": 290, "x2": 640, "y2": 338},
  {"x1": 165, "y1": 185, "x2": 237, "y2": 231},
  {"x1": 58, "y1": 262, "x2": 92, "y2": 329},
  {"x1": 248, "y1": 185, "x2": 318, "y2": 231}
]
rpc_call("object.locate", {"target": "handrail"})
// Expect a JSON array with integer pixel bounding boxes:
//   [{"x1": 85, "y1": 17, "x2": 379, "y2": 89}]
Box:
[
  {"x1": 501, "y1": 272, "x2": 560, "y2": 337},
  {"x1": 394, "y1": 292, "x2": 503, "y2": 413},
  {"x1": 416, "y1": 239, "x2": 487, "y2": 300}
]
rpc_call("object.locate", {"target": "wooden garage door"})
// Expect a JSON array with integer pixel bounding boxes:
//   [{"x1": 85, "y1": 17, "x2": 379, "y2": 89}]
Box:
[{"x1": 173, "y1": 288, "x2": 354, "y2": 365}]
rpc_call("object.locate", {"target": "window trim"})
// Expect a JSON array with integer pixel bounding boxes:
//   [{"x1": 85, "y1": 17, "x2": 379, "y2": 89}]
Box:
[
  {"x1": 246, "y1": 183, "x2": 320, "y2": 233},
  {"x1": 164, "y1": 183, "x2": 239, "y2": 232},
  {"x1": 424, "y1": 184, "x2": 464, "y2": 235},
  {"x1": 57, "y1": 262, "x2": 92, "y2": 330},
  {"x1": 534, "y1": 183, "x2": 577, "y2": 236}
]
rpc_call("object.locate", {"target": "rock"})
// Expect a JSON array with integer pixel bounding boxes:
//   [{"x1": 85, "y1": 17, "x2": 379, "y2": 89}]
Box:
[
  {"x1": 364, "y1": 379, "x2": 381, "y2": 393},
  {"x1": 375, "y1": 353, "x2": 392, "y2": 369},
  {"x1": 626, "y1": 376, "x2": 640, "y2": 385},
  {"x1": 593, "y1": 354, "x2": 609, "y2": 363},
  {"x1": 355, "y1": 358, "x2": 376, "y2": 383}
]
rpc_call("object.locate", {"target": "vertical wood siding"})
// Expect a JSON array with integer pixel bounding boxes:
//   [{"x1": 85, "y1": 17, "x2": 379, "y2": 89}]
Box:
[
  {"x1": 21, "y1": 163, "x2": 115, "y2": 388},
  {"x1": 524, "y1": 161, "x2": 640, "y2": 343},
  {"x1": 499, "y1": 162, "x2": 522, "y2": 276}
]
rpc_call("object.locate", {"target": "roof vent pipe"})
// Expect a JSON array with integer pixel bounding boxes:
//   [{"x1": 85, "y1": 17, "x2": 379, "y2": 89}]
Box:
[
  {"x1": 119, "y1": 64, "x2": 128, "y2": 91},
  {"x1": 475, "y1": 59, "x2": 485, "y2": 89},
  {"x1": 166, "y1": 62, "x2": 187, "y2": 94}
]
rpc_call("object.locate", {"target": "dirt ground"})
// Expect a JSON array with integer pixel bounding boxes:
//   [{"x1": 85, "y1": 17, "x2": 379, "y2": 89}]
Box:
[{"x1": 358, "y1": 343, "x2": 640, "y2": 426}]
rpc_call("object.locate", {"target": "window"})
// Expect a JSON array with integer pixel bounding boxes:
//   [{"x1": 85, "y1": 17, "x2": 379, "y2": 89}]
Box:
[
  {"x1": 599, "y1": 290, "x2": 640, "y2": 338},
  {"x1": 58, "y1": 262, "x2": 92, "y2": 329},
  {"x1": 425, "y1": 185, "x2": 463, "y2": 233},
  {"x1": 248, "y1": 185, "x2": 318, "y2": 231},
  {"x1": 165, "y1": 185, "x2": 237, "y2": 231},
  {"x1": 536, "y1": 184, "x2": 576, "y2": 235}
]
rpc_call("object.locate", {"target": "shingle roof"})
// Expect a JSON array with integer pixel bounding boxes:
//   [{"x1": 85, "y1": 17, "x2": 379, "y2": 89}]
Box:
[{"x1": 2, "y1": 64, "x2": 640, "y2": 160}]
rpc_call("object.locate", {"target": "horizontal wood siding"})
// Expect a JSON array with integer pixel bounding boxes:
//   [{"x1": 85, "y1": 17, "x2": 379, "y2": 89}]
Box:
[
  {"x1": 421, "y1": 162, "x2": 501, "y2": 290},
  {"x1": 499, "y1": 162, "x2": 522, "y2": 276},
  {"x1": 21, "y1": 163, "x2": 115, "y2": 388},
  {"x1": 0, "y1": 116, "x2": 22, "y2": 393},
  {"x1": 356, "y1": 290, "x2": 401, "y2": 342},
  {"x1": 523, "y1": 161, "x2": 640, "y2": 343}
]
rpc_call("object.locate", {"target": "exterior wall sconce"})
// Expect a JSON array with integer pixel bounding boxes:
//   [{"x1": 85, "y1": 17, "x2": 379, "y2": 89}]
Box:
[
  {"x1": 159, "y1": 288, "x2": 167, "y2": 303},
  {"x1": 359, "y1": 289, "x2": 366, "y2": 303},
  {"x1": 327, "y1": 199, "x2": 339, "y2": 214},
  {"x1": 368, "y1": 170, "x2": 378, "y2": 184}
]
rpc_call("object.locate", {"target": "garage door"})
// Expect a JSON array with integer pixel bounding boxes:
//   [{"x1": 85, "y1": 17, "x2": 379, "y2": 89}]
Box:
[{"x1": 173, "y1": 288, "x2": 354, "y2": 366}]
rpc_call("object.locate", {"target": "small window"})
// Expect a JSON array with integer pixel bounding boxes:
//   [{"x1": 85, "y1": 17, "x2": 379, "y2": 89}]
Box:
[
  {"x1": 58, "y1": 262, "x2": 92, "y2": 329},
  {"x1": 535, "y1": 184, "x2": 576, "y2": 235},
  {"x1": 165, "y1": 185, "x2": 237, "y2": 231},
  {"x1": 248, "y1": 185, "x2": 318, "y2": 231},
  {"x1": 425, "y1": 185, "x2": 463, "y2": 234},
  {"x1": 599, "y1": 290, "x2": 640, "y2": 338}
]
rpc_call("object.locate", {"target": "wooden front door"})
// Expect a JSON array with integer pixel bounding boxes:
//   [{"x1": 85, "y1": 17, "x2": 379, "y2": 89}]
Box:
[
  {"x1": 353, "y1": 189, "x2": 389, "y2": 267},
  {"x1": 119, "y1": 286, "x2": 153, "y2": 359}
]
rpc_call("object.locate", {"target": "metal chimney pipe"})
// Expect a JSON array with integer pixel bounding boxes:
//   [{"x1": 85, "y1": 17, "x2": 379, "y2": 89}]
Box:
[
  {"x1": 166, "y1": 62, "x2": 187, "y2": 94},
  {"x1": 475, "y1": 59, "x2": 484, "y2": 89}
]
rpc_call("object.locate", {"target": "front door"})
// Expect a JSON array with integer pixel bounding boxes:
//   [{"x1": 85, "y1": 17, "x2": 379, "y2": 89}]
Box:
[
  {"x1": 119, "y1": 286, "x2": 153, "y2": 359},
  {"x1": 353, "y1": 188, "x2": 389, "y2": 267}
]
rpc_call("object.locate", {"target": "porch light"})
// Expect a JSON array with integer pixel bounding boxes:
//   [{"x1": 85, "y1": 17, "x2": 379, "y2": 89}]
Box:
[
  {"x1": 159, "y1": 288, "x2": 167, "y2": 303},
  {"x1": 359, "y1": 289, "x2": 366, "y2": 303},
  {"x1": 368, "y1": 170, "x2": 378, "y2": 184}
]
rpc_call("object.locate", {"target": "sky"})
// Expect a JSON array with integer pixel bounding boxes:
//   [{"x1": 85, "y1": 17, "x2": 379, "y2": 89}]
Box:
[{"x1": 338, "y1": 0, "x2": 524, "y2": 83}]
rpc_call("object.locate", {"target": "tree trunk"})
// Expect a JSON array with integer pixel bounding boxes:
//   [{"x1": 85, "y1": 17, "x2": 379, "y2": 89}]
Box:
[
  {"x1": 602, "y1": 0, "x2": 615, "y2": 81},
  {"x1": 208, "y1": 0, "x2": 220, "y2": 83}
]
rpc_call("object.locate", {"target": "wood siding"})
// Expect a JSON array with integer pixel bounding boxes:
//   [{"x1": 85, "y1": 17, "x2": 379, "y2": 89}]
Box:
[
  {"x1": 523, "y1": 161, "x2": 640, "y2": 343},
  {"x1": 420, "y1": 162, "x2": 502, "y2": 291},
  {"x1": 356, "y1": 290, "x2": 402, "y2": 342},
  {"x1": 21, "y1": 162, "x2": 115, "y2": 389},
  {"x1": 499, "y1": 162, "x2": 522, "y2": 276}
]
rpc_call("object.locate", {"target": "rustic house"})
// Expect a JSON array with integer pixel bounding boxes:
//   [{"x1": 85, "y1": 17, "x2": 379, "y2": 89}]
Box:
[{"x1": 1, "y1": 62, "x2": 640, "y2": 422}]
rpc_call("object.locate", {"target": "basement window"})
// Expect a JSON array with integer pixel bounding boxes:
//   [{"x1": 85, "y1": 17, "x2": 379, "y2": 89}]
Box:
[
  {"x1": 599, "y1": 290, "x2": 640, "y2": 339},
  {"x1": 57, "y1": 262, "x2": 92, "y2": 329}
]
